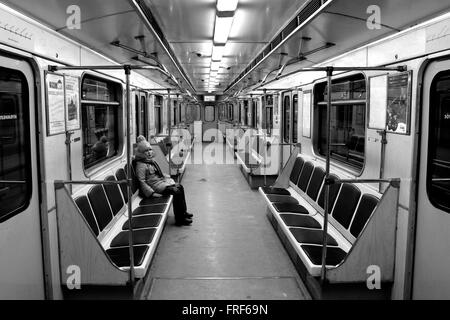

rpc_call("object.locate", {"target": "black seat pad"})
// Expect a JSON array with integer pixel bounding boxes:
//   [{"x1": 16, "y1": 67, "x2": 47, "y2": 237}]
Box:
[
  {"x1": 106, "y1": 245, "x2": 149, "y2": 267},
  {"x1": 289, "y1": 228, "x2": 338, "y2": 246},
  {"x1": 266, "y1": 194, "x2": 299, "y2": 204},
  {"x1": 133, "y1": 204, "x2": 167, "y2": 216},
  {"x1": 261, "y1": 187, "x2": 290, "y2": 196},
  {"x1": 301, "y1": 245, "x2": 346, "y2": 266},
  {"x1": 139, "y1": 196, "x2": 171, "y2": 206},
  {"x1": 280, "y1": 214, "x2": 321, "y2": 229},
  {"x1": 122, "y1": 215, "x2": 162, "y2": 230},
  {"x1": 273, "y1": 202, "x2": 309, "y2": 214},
  {"x1": 110, "y1": 228, "x2": 156, "y2": 248}
]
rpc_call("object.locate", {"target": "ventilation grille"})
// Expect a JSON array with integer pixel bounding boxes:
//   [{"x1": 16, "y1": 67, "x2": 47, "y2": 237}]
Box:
[{"x1": 226, "y1": 0, "x2": 326, "y2": 93}]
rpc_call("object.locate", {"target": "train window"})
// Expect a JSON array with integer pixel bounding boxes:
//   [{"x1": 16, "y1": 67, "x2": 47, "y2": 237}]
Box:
[
  {"x1": 244, "y1": 101, "x2": 249, "y2": 125},
  {"x1": 155, "y1": 95, "x2": 162, "y2": 134},
  {"x1": 314, "y1": 75, "x2": 366, "y2": 171},
  {"x1": 427, "y1": 70, "x2": 450, "y2": 213},
  {"x1": 283, "y1": 95, "x2": 290, "y2": 143},
  {"x1": 81, "y1": 76, "x2": 121, "y2": 171},
  {"x1": 205, "y1": 106, "x2": 215, "y2": 122},
  {"x1": 293, "y1": 94, "x2": 298, "y2": 143},
  {"x1": 0, "y1": 67, "x2": 32, "y2": 221},
  {"x1": 195, "y1": 105, "x2": 201, "y2": 121},
  {"x1": 135, "y1": 95, "x2": 140, "y2": 136},
  {"x1": 173, "y1": 101, "x2": 177, "y2": 126},
  {"x1": 141, "y1": 96, "x2": 147, "y2": 137}
]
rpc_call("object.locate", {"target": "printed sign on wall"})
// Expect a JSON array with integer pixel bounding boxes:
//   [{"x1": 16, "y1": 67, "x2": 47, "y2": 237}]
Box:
[
  {"x1": 46, "y1": 73, "x2": 66, "y2": 136},
  {"x1": 65, "y1": 76, "x2": 80, "y2": 131}
]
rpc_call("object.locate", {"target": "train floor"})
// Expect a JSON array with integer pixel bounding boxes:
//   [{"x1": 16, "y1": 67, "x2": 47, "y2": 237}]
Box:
[{"x1": 142, "y1": 142, "x2": 310, "y2": 300}]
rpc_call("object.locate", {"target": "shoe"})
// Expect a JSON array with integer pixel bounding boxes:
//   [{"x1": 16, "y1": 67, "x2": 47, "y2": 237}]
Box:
[
  {"x1": 175, "y1": 218, "x2": 192, "y2": 226},
  {"x1": 185, "y1": 212, "x2": 194, "y2": 218}
]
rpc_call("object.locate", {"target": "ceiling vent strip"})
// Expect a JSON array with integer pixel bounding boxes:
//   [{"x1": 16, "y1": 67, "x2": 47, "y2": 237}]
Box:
[
  {"x1": 225, "y1": 0, "x2": 327, "y2": 93},
  {"x1": 133, "y1": 0, "x2": 195, "y2": 92}
]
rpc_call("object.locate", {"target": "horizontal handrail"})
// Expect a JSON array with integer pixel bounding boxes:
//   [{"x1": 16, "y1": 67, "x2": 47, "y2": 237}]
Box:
[
  {"x1": 54, "y1": 180, "x2": 128, "y2": 187},
  {"x1": 0, "y1": 180, "x2": 27, "y2": 184},
  {"x1": 333, "y1": 178, "x2": 401, "y2": 188}
]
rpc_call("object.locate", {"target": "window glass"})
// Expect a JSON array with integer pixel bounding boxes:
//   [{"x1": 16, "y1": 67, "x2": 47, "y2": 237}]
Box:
[
  {"x1": 283, "y1": 95, "x2": 290, "y2": 143},
  {"x1": 314, "y1": 75, "x2": 366, "y2": 170},
  {"x1": 205, "y1": 106, "x2": 215, "y2": 122},
  {"x1": 195, "y1": 105, "x2": 201, "y2": 121},
  {"x1": 427, "y1": 70, "x2": 450, "y2": 212},
  {"x1": 155, "y1": 95, "x2": 162, "y2": 134},
  {"x1": 0, "y1": 67, "x2": 32, "y2": 221},
  {"x1": 82, "y1": 76, "x2": 120, "y2": 170},
  {"x1": 135, "y1": 95, "x2": 140, "y2": 136},
  {"x1": 141, "y1": 96, "x2": 147, "y2": 137},
  {"x1": 244, "y1": 101, "x2": 249, "y2": 125},
  {"x1": 293, "y1": 94, "x2": 298, "y2": 143}
]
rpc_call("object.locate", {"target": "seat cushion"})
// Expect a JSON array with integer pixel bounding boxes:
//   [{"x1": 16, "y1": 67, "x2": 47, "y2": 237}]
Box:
[
  {"x1": 122, "y1": 215, "x2": 162, "y2": 230},
  {"x1": 261, "y1": 187, "x2": 290, "y2": 196},
  {"x1": 289, "y1": 228, "x2": 338, "y2": 246},
  {"x1": 273, "y1": 202, "x2": 309, "y2": 214},
  {"x1": 106, "y1": 245, "x2": 149, "y2": 267},
  {"x1": 110, "y1": 228, "x2": 157, "y2": 248},
  {"x1": 132, "y1": 204, "x2": 167, "y2": 216},
  {"x1": 280, "y1": 214, "x2": 321, "y2": 229},
  {"x1": 139, "y1": 196, "x2": 171, "y2": 206},
  {"x1": 266, "y1": 194, "x2": 299, "y2": 204},
  {"x1": 301, "y1": 245, "x2": 347, "y2": 266}
]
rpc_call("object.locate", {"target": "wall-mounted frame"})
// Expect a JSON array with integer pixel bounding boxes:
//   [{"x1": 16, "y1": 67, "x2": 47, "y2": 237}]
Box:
[
  {"x1": 386, "y1": 70, "x2": 412, "y2": 135},
  {"x1": 368, "y1": 74, "x2": 388, "y2": 130},
  {"x1": 302, "y1": 90, "x2": 312, "y2": 138},
  {"x1": 368, "y1": 71, "x2": 412, "y2": 135},
  {"x1": 45, "y1": 72, "x2": 66, "y2": 136},
  {"x1": 64, "y1": 75, "x2": 81, "y2": 131}
]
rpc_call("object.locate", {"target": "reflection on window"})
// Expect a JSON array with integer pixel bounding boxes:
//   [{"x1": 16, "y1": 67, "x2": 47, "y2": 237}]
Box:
[
  {"x1": 314, "y1": 75, "x2": 366, "y2": 171},
  {"x1": 427, "y1": 70, "x2": 450, "y2": 213},
  {"x1": 0, "y1": 67, "x2": 31, "y2": 221},
  {"x1": 283, "y1": 96, "x2": 290, "y2": 143},
  {"x1": 155, "y1": 95, "x2": 162, "y2": 134},
  {"x1": 82, "y1": 76, "x2": 120, "y2": 170},
  {"x1": 205, "y1": 106, "x2": 215, "y2": 122}
]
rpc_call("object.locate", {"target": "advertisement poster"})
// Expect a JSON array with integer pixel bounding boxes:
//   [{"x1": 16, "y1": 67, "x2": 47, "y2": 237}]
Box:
[
  {"x1": 65, "y1": 76, "x2": 80, "y2": 131},
  {"x1": 386, "y1": 72, "x2": 412, "y2": 134},
  {"x1": 46, "y1": 73, "x2": 66, "y2": 136}
]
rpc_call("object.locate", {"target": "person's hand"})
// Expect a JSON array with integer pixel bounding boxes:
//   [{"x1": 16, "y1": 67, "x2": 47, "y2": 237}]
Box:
[
  {"x1": 164, "y1": 174, "x2": 171, "y2": 178},
  {"x1": 152, "y1": 192, "x2": 163, "y2": 198}
]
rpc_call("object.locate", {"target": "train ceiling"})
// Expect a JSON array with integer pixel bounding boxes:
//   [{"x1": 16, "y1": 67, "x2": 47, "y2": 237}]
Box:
[{"x1": 2, "y1": 0, "x2": 450, "y2": 100}]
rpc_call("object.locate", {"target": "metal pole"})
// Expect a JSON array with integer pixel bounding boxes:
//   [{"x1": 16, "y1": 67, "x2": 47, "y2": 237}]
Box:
[
  {"x1": 321, "y1": 66, "x2": 333, "y2": 283},
  {"x1": 125, "y1": 65, "x2": 135, "y2": 287},
  {"x1": 167, "y1": 89, "x2": 172, "y2": 177},
  {"x1": 263, "y1": 89, "x2": 267, "y2": 187}
]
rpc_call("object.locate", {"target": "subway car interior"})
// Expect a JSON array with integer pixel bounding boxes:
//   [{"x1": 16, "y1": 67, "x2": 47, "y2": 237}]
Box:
[{"x1": 1, "y1": 0, "x2": 450, "y2": 302}]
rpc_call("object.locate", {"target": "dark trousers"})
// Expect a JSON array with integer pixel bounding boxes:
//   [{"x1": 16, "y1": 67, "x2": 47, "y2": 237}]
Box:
[{"x1": 162, "y1": 184, "x2": 187, "y2": 220}]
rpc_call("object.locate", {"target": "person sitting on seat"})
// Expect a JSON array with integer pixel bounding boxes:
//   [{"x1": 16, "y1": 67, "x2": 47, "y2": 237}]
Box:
[{"x1": 135, "y1": 139, "x2": 194, "y2": 226}]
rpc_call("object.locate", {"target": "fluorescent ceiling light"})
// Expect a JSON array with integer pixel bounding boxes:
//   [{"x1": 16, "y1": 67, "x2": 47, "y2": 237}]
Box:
[
  {"x1": 217, "y1": 0, "x2": 238, "y2": 12},
  {"x1": 212, "y1": 45, "x2": 226, "y2": 61},
  {"x1": 214, "y1": 15, "x2": 234, "y2": 44},
  {"x1": 210, "y1": 61, "x2": 221, "y2": 71}
]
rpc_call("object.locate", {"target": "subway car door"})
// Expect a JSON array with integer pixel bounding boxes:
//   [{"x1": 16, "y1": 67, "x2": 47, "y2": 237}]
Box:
[
  {"x1": 281, "y1": 92, "x2": 292, "y2": 166},
  {"x1": 413, "y1": 59, "x2": 450, "y2": 299},
  {"x1": 0, "y1": 55, "x2": 45, "y2": 299}
]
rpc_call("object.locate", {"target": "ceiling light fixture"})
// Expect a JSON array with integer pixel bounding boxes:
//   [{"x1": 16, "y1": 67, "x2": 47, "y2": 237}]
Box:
[
  {"x1": 212, "y1": 44, "x2": 226, "y2": 61},
  {"x1": 213, "y1": 14, "x2": 234, "y2": 44},
  {"x1": 217, "y1": 0, "x2": 238, "y2": 12}
]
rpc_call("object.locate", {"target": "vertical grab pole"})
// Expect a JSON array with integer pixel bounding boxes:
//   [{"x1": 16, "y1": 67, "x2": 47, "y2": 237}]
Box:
[
  {"x1": 263, "y1": 89, "x2": 267, "y2": 186},
  {"x1": 167, "y1": 89, "x2": 172, "y2": 177},
  {"x1": 124, "y1": 65, "x2": 135, "y2": 287},
  {"x1": 321, "y1": 66, "x2": 333, "y2": 283}
]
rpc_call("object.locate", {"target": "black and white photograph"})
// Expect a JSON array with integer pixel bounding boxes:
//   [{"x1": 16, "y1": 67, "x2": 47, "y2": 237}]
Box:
[{"x1": 0, "y1": 0, "x2": 449, "y2": 309}]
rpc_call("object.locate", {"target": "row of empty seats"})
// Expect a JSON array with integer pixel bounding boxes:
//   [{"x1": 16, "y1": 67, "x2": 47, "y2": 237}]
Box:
[
  {"x1": 73, "y1": 163, "x2": 173, "y2": 277},
  {"x1": 260, "y1": 155, "x2": 380, "y2": 277}
]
